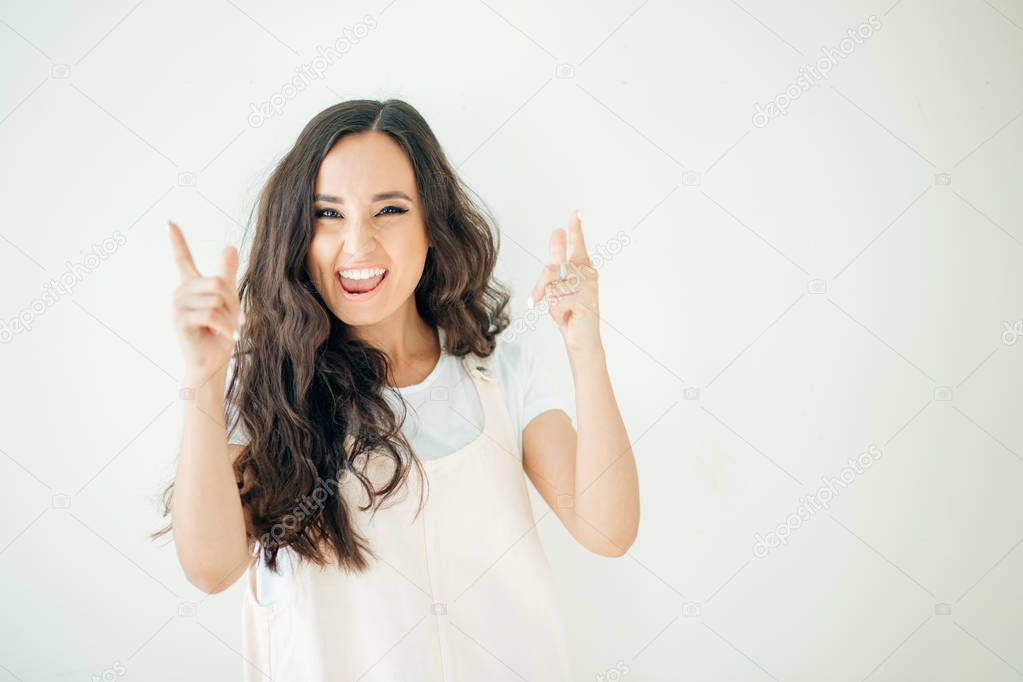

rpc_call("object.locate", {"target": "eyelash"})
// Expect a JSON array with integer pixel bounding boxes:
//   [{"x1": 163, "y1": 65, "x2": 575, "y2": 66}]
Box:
[{"x1": 314, "y1": 206, "x2": 407, "y2": 219}]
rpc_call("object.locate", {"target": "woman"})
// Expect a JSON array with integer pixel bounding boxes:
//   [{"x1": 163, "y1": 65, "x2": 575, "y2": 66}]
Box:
[{"x1": 153, "y1": 99, "x2": 639, "y2": 681}]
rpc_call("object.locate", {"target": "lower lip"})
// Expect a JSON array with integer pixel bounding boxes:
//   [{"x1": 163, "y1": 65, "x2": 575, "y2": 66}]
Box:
[{"x1": 337, "y1": 270, "x2": 388, "y2": 301}]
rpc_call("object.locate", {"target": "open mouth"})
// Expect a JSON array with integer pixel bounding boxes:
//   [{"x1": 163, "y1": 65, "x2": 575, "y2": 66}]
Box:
[{"x1": 336, "y1": 268, "x2": 388, "y2": 300}]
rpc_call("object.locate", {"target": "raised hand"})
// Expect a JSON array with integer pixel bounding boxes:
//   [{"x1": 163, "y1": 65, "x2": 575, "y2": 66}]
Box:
[
  {"x1": 527, "y1": 209, "x2": 602, "y2": 355},
  {"x1": 167, "y1": 220, "x2": 244, "y2": 376}
]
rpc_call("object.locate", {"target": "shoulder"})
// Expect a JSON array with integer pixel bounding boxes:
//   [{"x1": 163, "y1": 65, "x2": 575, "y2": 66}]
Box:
[{"x1": 489, "y1": 333, "x2": 531, "y2": 386}]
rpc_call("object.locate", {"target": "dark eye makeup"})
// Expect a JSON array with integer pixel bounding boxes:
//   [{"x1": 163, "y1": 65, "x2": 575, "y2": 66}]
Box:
[{"x1": 314, "y1": 206, "x2": 408, "y2": 219}]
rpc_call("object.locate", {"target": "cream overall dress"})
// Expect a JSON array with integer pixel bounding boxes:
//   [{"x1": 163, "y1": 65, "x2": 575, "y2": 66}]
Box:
[{"x1": 240, "y1": 351, "x2": 575, "y2": 681}]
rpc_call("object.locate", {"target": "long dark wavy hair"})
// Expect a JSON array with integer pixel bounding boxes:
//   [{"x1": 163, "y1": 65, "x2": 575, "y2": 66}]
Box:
[{"x1": 151, "y1": 99, "x2": 512, "y2": 574}]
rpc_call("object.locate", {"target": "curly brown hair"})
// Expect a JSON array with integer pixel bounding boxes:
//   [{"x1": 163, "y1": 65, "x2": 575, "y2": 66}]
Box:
[{"x1": 152, "y1": 99, "x2": 512, "y2": 575}]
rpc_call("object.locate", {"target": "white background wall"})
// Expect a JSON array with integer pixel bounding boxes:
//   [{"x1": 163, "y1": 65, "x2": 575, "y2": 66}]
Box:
[{"x1": 1, "y1": 0, "x2": 1021, "y2": 680}]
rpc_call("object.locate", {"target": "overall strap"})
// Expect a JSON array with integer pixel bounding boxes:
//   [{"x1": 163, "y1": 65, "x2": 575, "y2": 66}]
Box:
[{"x1": 458, "y1": 350, "x2": 517, "y2": 457}]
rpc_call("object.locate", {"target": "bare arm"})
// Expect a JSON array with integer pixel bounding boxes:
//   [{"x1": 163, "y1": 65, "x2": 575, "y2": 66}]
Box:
[
  {"x1": 523, "y1": 209, "x2": 639, "y2": 557},
  {"x1": 524, "y1": 347, "x2": 639, "y2": 557},
  {"x1": 166, "y1": 219, "x2": 252, "y2": 594},
  {"x1": 172, "y1": 366, "x2": 254, "y2": 593}
]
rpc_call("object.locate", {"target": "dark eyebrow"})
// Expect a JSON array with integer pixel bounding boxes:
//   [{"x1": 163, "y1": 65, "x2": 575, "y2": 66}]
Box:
[{"x1": 313, "y1": 191, "x2": 413, "y2": 204}]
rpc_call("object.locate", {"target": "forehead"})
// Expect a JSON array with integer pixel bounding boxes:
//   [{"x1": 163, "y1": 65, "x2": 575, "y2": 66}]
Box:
[{"x1": 314, "y1": 131, "x2": 416, "y2": 198}]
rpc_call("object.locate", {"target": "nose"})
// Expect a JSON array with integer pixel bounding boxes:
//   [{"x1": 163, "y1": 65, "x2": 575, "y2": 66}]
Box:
[{"x1": 341, "y1": 218, "x2": 375, "y2": 256}]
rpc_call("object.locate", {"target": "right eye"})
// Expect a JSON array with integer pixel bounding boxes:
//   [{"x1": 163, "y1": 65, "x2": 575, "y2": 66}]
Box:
[{"x1": 315, "y1": 207, "x2": 341, "y2": 219}]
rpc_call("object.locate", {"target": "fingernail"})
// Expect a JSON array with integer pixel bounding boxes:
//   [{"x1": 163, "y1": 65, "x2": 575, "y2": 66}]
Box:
[
  {"x1": 526, "y1": 295, "x2": 534, "y2": 309},
  {"x1": 577, "y1": 210, "x2": 582, "y2": 222},
  {"x1": 233, "y1": 329, "x2": 240, "y2": 342}
]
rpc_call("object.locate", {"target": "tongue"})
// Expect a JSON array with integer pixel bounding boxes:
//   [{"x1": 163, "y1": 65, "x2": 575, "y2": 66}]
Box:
[{"x1": 341, "y1": 273, "x2": 384, "y2": 293}]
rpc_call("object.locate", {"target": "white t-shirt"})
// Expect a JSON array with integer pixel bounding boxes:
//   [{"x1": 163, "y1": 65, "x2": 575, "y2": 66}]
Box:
[{"x1": 225, "y1": 328, "x2": 573, "y2": 606}]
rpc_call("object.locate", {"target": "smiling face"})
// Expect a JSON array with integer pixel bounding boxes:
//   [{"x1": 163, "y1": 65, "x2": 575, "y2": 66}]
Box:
[{"x1": 306, "y1": 131, "x2": 430, "y2": 331}]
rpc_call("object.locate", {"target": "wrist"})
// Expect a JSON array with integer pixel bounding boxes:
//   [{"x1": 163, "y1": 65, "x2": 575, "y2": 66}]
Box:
[
  {"x1": 181, "y1": 364, "x2": 229, "y2": 398},
  {"x1": 567, "y1": 342, "x2": 606, "y2": 367}
]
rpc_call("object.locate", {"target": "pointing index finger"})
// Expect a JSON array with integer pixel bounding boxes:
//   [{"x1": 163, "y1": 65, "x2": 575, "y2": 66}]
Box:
[
  {"x1": 167, "y1": 220, "x2": 201, "y2": 281},
  {"x1": 567, "y1": 208, "x2": 590, "y2": 264}
]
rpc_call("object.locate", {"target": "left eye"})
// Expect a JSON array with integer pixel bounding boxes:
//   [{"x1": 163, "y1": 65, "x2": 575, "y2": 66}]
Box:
[{"x1": 313, "y1": 206, "x2": 406, "y2": 219}]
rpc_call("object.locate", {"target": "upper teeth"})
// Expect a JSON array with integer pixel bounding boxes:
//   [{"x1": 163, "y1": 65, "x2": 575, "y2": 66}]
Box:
[{"x1": 338, "y1": 267, "x2": 386, "y2": 280}]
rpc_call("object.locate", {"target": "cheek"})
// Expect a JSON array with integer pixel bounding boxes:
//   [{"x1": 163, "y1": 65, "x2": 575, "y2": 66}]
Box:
[
  {"x1": 379, "y1": 229, "x2": 423, "y2": 263},
  {"x1": 307, "y1": 237, "x2": 334, "y2": 283},
  {"x1": 392, "y1": 241, "x2": 429, "y2": 282}
]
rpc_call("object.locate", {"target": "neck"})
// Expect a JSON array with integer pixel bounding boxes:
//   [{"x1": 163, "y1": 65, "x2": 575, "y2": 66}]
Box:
[{"x1": 348, "y1": 302, "x2": 439, "y2": 385}]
